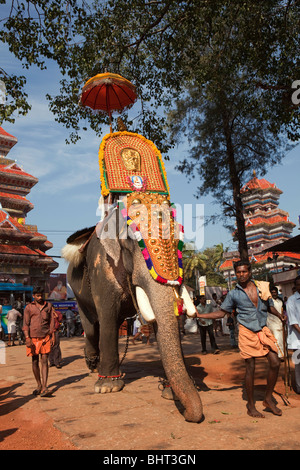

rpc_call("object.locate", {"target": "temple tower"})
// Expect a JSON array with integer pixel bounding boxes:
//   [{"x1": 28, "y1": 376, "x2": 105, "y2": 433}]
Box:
[
  {"x1": 220, "y1": 172, "x2": 300, "y2": 284},
  {"x1": 241, "y1": 171, "x2": 295, "y2": 249},
  {"x1": 0, "y1": 126, "x2": 58, "y2": 287}
]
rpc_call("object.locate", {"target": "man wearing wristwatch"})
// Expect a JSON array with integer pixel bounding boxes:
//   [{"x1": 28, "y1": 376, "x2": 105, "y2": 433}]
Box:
[{"x1": 23, "y1": 287, "x2": 55, "y2": 397}]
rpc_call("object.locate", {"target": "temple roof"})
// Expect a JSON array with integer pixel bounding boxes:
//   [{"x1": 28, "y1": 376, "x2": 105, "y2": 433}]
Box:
[
  {"x1": 0, "y1": 243, "x2": 45, "y2": 257},
  {"x1": 220, "y1": 251, "x2": 300, "y2": 271},
  {"x1": 0, "y1": 243, "x2": 58, "y2": 269},
  {"x1": 0, "y1": 191, "x2": 34, "y2": 209},
  {"x1": 0, "y1": 127, "x2": 17, "y2": 139},
  {"x1": 0, "y1": 209, "x2": 31, "y2": 232},
  {"x1": 0, "y1": 127, "x2": 58, "y2": 274},
  {"x1": 245, "y1": 215, "x2": 295, "y2": 227},
  {"x1": 0, "y1": 162, "x2": 38, "y2": 183},
  {"x1": 241, "y1": 173, "x2": 282, "y2": 194},
  {"x1": 0, "y1": 127, "x2": 18, "y2": 148},
  {"x1": 0, "y1": 209, "x2": 51, "y2": 250}
]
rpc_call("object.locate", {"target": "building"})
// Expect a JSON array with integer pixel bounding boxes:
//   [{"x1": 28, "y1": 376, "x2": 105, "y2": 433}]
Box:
[
  {"x1": 0, "y1": 126, "x2": 58, "y2": 290},
  {"x1": 220, "y1": 171, "x2": 300, "y2": 287}
]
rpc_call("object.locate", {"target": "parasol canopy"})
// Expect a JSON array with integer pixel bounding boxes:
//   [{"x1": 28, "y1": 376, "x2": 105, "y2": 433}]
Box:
[{"x1": 79, "y1": 72, "x2": 137, "y2": 131}]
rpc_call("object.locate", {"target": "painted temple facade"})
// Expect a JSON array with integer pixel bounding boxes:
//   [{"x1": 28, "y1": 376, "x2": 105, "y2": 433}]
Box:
[
  {"x1": 0, "y1": 126, "x2": 58, "y2": 288},
  {"x1": 220, "y1": 172, "x2": 300, "y2": 286}
]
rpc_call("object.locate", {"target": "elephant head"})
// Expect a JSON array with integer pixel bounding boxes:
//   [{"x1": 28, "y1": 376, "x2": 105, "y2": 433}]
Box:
[{"x1": 63, "y1": 192, "x2": 203, "y2": 423}]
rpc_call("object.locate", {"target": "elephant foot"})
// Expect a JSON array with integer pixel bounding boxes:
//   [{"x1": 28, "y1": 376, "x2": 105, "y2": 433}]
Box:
[
  {"x1": 84, "y1": 349, "x2": 99, "y2": 372},
  {"x1": 94, "y1": 375, "x2": 125, "y2": 394}
]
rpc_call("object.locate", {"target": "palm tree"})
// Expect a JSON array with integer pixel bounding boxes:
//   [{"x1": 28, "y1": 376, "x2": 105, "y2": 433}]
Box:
[
  {"x1": 212, "y1": 243, "x2": 227, "y2": 270},
  {"x1": 182, "y1": 243, "x2": 208, "y2": 290},
  {"x1": 182, "y1": 243, "x2": 229, "y2": 289},
  {"x1": 202, "y1": 244, "x2": 228, "y2": 287}
]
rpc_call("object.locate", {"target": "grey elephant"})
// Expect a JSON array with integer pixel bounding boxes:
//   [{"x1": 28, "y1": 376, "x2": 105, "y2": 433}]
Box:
[{"x1": 62, "y1": 191, "x2": 203, "y2": 423}]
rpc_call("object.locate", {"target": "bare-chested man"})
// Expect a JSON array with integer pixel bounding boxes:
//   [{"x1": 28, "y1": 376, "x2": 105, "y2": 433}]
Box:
[{"x1": 197, "y1": 260, "x2": 284, "y2": 418}]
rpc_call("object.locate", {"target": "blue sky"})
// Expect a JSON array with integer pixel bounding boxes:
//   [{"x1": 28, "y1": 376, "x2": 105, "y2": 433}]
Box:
[{"x1": 1, "y1": 44, "x2": 299, "y2": 274}]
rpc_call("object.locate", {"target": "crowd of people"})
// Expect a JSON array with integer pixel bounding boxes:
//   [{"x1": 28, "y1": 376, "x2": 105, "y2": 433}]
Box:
[
  {"x1": 0, "y1": 292, "x2": 82, "y2": 395},
  {"x1": 1, "y1": 264, "x2": 300, "y2": 417},
  {"x1": 189, "y1": 284, "x2": 288, "y2": 358},
  {"x1": 195, "y1": 262, "x2": 300, "y2": 418}
]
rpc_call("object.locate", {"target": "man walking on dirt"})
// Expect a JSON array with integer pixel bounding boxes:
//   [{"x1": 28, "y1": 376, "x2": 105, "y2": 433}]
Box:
[
  {"x1": 197, "y1": 260, "x2": 284, "y2": 418},
  {"x1": 23, "y1": 287, "x2": 55, "y2": 397},
  {"x1": 286, "y1": 275, "x2": 300, "y2": 395}
]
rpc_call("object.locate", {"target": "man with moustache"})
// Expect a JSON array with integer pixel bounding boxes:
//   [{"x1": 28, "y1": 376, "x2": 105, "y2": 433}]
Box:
[
  {"x1": 23, "y1": 287, "x2": 55, "y2": 397},
  {"x1": 197, "y1": 260, "x2": 284, "y2": 419}
]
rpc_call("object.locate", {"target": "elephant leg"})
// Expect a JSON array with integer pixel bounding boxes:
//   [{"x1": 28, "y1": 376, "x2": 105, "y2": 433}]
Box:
[
  {"x1": 83, "y1": 321, "x2": 100, "y2": 372},
  {"x1": 67, "y1": 263, "x2": 100, "y2": 372},
  {"x1": 76, "y1": 303, "x2": 100, "y2": 372},
  {"x1": 94, "y1": 307, "x2": 125, "y2": 394}
]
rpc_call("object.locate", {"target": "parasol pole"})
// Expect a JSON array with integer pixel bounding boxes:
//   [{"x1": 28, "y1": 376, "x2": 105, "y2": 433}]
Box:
[
  {"x1": 106, "y1": 83, "x2": 113, "y2": 133},
  {"x1": 109, "y1": 111, "x2": 112, "y2": 133},
  {"x1": 283, "y1": 320, "x2": 292, "y2": 398}
]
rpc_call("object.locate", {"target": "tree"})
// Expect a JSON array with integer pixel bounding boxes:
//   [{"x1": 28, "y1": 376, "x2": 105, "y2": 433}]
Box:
[
  {"x1": 0, "y1": 0, "x2": 83, "y2": 123},
  {"x1": 202, "y1": 245, "x2": 227, "y2": 287},
  {"x1": 182, "y1": 242, "x2": 207, "y2": 290},
  {"x1": 1, "y1": 1, "x2": 299, "y2": 256},
  {"x1": 46, "y1": 0, "x2": 300, "y2": 148},
  {"x1": 182, "y1": 243, "x2": 227, "y2": 289},
  {"x1": 168, "y1": 77, "x2": 291, "y2": 259},
  {"x1": 1, "y1": 1, "x2": 298, "y2": 141},
  {"x1": 212, "y1": 243, "x2": 226, "y2": 269}
]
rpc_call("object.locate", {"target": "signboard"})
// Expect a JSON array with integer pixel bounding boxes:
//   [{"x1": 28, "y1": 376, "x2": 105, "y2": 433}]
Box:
[
  {"x1": 47, "y1": 273, "x2": 68, "y2": 300},
  {"x1": 199, "y1": 275, "x2": 206, "y2": 295},
  {"x1": 50, "y1": 300, "x2": 78, "y2": 312}
]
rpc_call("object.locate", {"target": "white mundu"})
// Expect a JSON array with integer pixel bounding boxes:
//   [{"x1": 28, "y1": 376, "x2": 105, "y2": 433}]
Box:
[
  {"x1": 267, "y1": 297, "x2": 284, "y2": 358},
  {"x1": 286, "y1": 292, "x2": 300, "y2": 350}
]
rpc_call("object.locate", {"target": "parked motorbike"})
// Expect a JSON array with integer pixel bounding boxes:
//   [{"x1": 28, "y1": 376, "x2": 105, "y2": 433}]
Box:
[{"x1": 58, "y1": 313, "x2": 83, "y2": 337}]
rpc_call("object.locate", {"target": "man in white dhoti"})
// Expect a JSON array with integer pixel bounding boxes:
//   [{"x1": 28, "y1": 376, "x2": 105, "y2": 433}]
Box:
[
  {"x1": 267, "y1": 287, "x2": 285, "y2": 359},
  {"x1": 286, "y1": 276, "x2": 300, "y2": 394}
]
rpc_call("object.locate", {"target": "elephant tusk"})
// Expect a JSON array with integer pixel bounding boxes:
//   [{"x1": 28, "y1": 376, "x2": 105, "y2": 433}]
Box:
[
  {"x1": 180, "y1": 285, "x2": 197, "y2": 318},
  {"x1": 135, "y1": 286, "x2": 156, "y2": 323}
]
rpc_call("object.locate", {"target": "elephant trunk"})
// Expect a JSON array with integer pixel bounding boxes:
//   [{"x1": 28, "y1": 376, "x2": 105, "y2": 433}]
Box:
[
  {"x1": 156, "y1": 315, "x2": 203, "y2": 423},
  {"x1": 138, "y1": 282, "x2": 203, "y2": 423}
]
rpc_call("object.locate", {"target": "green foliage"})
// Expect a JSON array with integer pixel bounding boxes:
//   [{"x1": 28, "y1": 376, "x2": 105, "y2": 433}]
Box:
[
  {"x1": 182, "y1": 242, "x2": 227, "y2": 287},
  {"x1": 0, "y1": 1, "x2": 299, "y2": 256},
  {"x1": 1, "y1": 1, "x2": 298, "y2": 144},
  {"x1": 0, "y1": 72, "x2": 31, "y2": 124},
  {"x1": 168, "y1": 78, "x2": 291, "y2": 233},
  {"x1": 0, "y1": 0, "x2": 81, "y2": 124}
]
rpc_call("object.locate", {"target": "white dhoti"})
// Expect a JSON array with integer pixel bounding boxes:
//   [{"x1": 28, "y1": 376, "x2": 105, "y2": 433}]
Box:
[
  {"x1": 266, "y1": 314, "x2": 284, "y2": 358},
  {"x1": 7, "y1": 321, "x2": 16, "y2": 334}
]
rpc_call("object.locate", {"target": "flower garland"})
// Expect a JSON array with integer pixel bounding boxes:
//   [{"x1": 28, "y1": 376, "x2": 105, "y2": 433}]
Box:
[
  {"x1": 118, "y1": 199, "x2": 184, "y2": 286},
  {"x1": 98, "y1": 131, "x2": 170, "y2": 197}
]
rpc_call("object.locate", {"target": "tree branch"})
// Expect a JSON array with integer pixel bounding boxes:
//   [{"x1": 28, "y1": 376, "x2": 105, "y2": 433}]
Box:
[{"x1": 131, "y1": 0, "x2": 174, "y2": 58}]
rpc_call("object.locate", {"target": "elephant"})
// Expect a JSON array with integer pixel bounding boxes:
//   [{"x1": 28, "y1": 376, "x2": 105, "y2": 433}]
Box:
[{"x1": 62, "y1": 192, "x2": 203, "y2": 423}]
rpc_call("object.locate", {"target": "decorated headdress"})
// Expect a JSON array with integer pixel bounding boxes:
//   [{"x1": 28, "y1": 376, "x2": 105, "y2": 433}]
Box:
[{"x1": 80, "y1": 73, "x2": 184, "y2": 292}]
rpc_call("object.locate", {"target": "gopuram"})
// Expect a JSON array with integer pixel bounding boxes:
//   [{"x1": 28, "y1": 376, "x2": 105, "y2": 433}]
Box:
[
  {"x1": 0, "y1": 126, "x2": 58, "y2": 288},
  {"x1": 220, "y1": 171, "x2": 300, "y2": 286}
]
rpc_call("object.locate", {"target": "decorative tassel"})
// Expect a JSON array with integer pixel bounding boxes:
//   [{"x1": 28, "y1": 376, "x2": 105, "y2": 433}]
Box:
[{"x1": 173, "y1": 288, "x2": 184, "y2": 316}]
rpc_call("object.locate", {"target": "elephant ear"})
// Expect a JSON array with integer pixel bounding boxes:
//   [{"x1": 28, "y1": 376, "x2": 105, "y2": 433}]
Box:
[{"x1": 96, "y1": 208, "x2": 126, "y2": 267}]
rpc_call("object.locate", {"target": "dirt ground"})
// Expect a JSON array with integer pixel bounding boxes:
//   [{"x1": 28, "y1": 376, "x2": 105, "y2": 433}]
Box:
[{"x1": 0, "y1": 331, "x2": 299, "y2": 451}]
